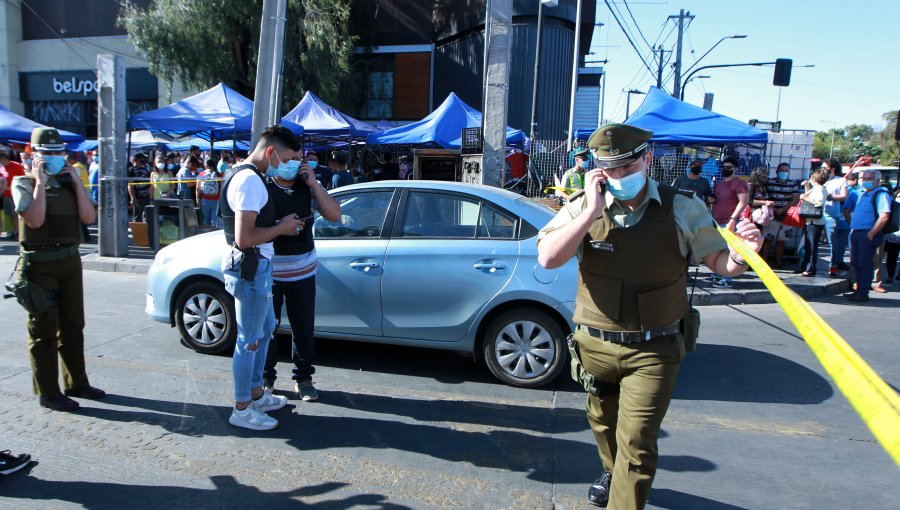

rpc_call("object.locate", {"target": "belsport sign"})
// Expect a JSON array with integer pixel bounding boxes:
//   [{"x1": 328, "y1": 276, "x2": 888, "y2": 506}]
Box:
[{"x1": 52, "y1": 77, "x2": 99, "y2": 97}]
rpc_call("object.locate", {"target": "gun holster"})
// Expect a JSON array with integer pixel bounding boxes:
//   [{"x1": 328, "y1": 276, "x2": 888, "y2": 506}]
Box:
[
  {"x1": 567, "y1": 334, "x2": 620, "y2": 397},
  {"x1": 238, "y1": 247, "x2": 261, "y2": 281},
  {"x1": 3, "y1": 254, "x2": 56, "y2": 315}
]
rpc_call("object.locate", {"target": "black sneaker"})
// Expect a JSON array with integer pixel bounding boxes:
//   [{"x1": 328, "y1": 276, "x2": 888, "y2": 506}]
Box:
[
  {"x1": 588, "y1": 471, "x2": 612, "y2": 507},
  {"x1": 39, "y1": 393, "x2": 80, "y2": 412},
  {"x1": 0, "y1": 451, "x2": 32, "y2": 475}
]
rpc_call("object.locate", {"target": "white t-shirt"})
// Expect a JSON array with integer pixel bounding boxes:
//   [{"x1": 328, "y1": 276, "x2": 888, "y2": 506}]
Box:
[
  {"x1": 226, "y1": 166, "x2": 274, "y2": 259},
  {"x1": 824, "y1": 176, "x2": 847, "y2": 218}
]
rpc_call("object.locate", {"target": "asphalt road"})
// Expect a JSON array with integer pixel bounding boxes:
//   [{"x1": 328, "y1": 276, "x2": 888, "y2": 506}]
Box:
[{"x1": 0, "y1": 256, "x2": 896, "y2": 509}]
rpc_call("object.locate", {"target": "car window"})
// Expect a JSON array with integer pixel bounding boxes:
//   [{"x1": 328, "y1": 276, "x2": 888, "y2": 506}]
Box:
[
  {"x1": 401, "y1": 192, "x2": 479, "y2": 238},
  {"x1": 312, "y1": 191, "x2": 393, "y2": 238},
  {"x1": 477, "y1": 204, "x2": 516, "y2": 239}
]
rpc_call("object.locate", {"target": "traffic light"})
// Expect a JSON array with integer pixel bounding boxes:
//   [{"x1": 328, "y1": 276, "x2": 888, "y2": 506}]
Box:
[{"x1": 773, "y1": 59, "x2": 792, "y2": 87}]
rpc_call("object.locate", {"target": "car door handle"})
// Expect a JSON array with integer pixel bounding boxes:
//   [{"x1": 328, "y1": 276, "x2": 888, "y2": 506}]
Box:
[
  {"x1": 473, "y1": 262, "x2": 507, "y2": 270},
  {"x1": 349, "y1": 262, "x2": 380, "y2": 269}
]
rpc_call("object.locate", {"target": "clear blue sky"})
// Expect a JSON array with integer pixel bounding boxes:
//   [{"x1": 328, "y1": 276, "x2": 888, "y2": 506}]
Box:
[{"x1": 588, "y1": 0, "x2": 900, "y2": 131}]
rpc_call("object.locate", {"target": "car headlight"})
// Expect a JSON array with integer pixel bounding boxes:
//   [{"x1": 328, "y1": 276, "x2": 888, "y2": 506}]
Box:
[{"x1": 150, "y1": 245, "x2": 178, "y2": 271}]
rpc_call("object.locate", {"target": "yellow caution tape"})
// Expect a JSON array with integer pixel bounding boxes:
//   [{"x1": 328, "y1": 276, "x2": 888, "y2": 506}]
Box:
[
  {"x1": 543, "y1": 185, "x2": 579, "y2": 194},
  {"x1": 718, "y1": 226, "x2": 900, "y2": 468}
]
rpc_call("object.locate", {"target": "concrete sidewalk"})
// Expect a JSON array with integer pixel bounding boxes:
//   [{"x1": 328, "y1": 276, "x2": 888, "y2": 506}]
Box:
[{"x1": 0, "y1": 237, "x2": 855, "y2": 306}]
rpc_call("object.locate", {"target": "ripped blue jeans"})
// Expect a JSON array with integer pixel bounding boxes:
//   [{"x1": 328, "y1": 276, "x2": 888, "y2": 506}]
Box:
[{"x1": 224, "y1": 257, "x2": 276, "y2": 403}]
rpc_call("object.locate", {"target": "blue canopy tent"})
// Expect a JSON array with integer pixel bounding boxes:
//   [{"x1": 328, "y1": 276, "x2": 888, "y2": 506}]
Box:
[
  {"x1": 366, "y1": 93, "x2": 526, "y2": 148},
  {"x1": 128, "y1": 83, "x2": 255, "y2": 137},
  {"x1": 0, "y1": 104, "x2": 85, "y2": 144},
  {"x1": 166, "y1": 138, "x2": 250, "y2": 152},
  {"x1": 575, "y1": 87, "x2": 767, "y2": 145},
  {"x1": 282, "y1": 91, "x2": 379, "y2": 140}
]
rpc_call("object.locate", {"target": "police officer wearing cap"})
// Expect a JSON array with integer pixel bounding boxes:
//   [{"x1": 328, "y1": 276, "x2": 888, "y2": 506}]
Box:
[
  {"x1": 10, "y1": 127, "x2": 105, "y2": 412},
  {"x1": 537, "y1": 123, "x2": 762, "y2": 509},
  {"x1": 560, "y1": 148, "x2": 591, "y2": 197}
]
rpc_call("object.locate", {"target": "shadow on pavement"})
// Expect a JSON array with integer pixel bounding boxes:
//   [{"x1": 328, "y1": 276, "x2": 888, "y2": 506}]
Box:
[
  {"x1": 0, "y1": 475, "x2": 408, "y2": 509},
  {"x1": 72, "y1": 393, "x2": 600, "y2": 483},
  {"x1": 674, "y1": 344, "x2": 833, "y2": 404},
  {"x1": 318, "y1": 390, "x2": 590, "y2": 433},
  {"x1": 649, "y1": 488, "x2": 749, "y2": 510},
  {"x1": 657, "y1": 455, "x2": 716, "y2": 472}
]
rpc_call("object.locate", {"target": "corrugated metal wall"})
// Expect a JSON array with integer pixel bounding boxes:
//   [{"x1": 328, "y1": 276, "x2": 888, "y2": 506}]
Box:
[{"x1": 433, "y1": 21, "x2": 575, "y2": 139}]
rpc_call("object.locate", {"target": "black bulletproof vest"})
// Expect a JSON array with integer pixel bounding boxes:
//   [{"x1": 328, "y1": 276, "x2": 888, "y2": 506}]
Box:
[
  {"x1": 219, "y1": 164, "x2": 276, "y2": 246},
  {"x1": 265, "y1": 177, "x2": 314, "y2": 256}
]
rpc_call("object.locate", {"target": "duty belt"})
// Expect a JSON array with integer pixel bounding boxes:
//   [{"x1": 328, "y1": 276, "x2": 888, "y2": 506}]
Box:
[
  {"x1": 579, "y1": 322, "x2": 680, "y2": 344},
  {"x1": 20, "y1": 243, "x2": 79, "y2": 263}
]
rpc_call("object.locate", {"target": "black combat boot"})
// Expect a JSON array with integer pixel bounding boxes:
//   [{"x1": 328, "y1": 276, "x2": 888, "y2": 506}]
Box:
[{"x1": 588, "y1": 471, "x2": 612, "y2": 507}]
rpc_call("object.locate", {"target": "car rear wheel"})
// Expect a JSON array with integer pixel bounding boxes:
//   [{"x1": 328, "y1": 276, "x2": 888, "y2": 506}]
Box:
[
  {"x1": 174, "y1": 281, "x2": 235, "y2": 354},
  {"x1": 483, "y1": 309, "x2": 567, "y2": 388}
]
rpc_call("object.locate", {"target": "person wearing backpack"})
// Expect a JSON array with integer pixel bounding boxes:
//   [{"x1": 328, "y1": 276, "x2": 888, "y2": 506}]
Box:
[
  {"x1": 845, "y1": 169, "x2": 894, "y2": 302},
  {"x1": 883, "y1": 188, "x2": 900, "y2": 285}
]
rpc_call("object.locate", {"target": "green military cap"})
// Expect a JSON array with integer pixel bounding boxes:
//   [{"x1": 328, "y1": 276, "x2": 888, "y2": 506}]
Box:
[
  {"x1": 572, "y1": 148, "x2": 590, "y2": 160},
  {"x1": 31, "y1": 127, "x2": 66, "y2": 152},
  {"x1": 587, "y1": 123, "x2": 653, "y2": 169}
]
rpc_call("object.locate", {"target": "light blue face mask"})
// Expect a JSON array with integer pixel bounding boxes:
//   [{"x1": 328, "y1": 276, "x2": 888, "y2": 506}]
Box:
[
  {"x1": 777, "y1": 171, "x2": 789, "y2": 181},
  {"x1": 861, "y1": 180, "x2": 876, "y2": 190},
  {"x1": 42, "y1": 155, "x2": 66, "y2": 175},
  {"x1": 308, "y1": 160, "x2": 318, "y2": 170},
  {"x1": 605, "y1": 168, "x2": 647, "y2": 201},
  {"x1": 275, "y1": 160, "x2": 301, "y2": 181}
]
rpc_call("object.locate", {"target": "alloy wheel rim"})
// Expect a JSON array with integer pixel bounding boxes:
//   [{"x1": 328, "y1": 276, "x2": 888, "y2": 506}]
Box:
[
  {"x1": 182, "y1": 293, "x2": 226, "y2": 345},
  {"x1": 493, "y1": 320, "x2": 555, "y2": 380}
]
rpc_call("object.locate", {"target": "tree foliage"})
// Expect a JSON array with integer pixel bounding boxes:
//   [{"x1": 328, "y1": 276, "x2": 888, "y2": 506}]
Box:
[
  {"x1": 811, "y1": 112, "x2": 899, "y2": 165},
  {"x1": 120, "y1": 0, "x2": 354, "y2": 112}
]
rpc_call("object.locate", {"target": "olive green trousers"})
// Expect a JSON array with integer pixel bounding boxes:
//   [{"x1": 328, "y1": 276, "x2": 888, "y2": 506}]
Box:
[
  {"x1": 574, "y1": 328, "x2": 684, "y2": 510},
  {"x1": 24, "y1": 252, "x2": 90, "y2": 396}
]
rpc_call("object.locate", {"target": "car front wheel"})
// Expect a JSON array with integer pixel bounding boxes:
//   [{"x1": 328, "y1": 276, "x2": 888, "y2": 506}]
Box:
[
  {"x1": 174, "y1": 280, "x2": 235, "y2": 354},
  {"x1": 483, "y1": 309, "x2": 567, "y2": 388}
]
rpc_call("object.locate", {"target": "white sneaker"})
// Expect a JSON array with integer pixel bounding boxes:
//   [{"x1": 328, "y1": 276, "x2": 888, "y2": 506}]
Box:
[
  {"x1": 252, "y1": 389, "x2": 288, "y2": 412},
  {"x1": 229, "y1": 404, "x2": 278, "y2": 431}
]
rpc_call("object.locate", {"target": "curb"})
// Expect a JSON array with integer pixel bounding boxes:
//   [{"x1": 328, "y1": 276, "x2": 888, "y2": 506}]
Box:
[
  {"x1": 690, "y1": 276, "x2": 850, "y2": 306},
  {"x1": 81, "y1": 253, "x2": 153, "y2": 275}
]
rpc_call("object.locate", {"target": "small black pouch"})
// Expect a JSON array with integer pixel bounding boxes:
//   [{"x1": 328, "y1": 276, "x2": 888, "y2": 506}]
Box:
[
  {"x1": 4, "y1": 256, "x2": 56, "y2": 315},
  {"x1": 680, "y1": 308, "x2": 700, "y2": 352},
  {"x1": 239, "y1": 247, "x2": 260, "y2": 281}
]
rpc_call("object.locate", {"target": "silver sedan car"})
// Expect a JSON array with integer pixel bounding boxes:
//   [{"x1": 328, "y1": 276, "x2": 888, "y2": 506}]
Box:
[{"x1": 145, "y1": 180, "x2": 577, "y2": 388}]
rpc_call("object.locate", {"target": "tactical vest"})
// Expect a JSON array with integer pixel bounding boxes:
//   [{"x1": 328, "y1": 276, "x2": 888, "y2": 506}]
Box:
[
  {"x1": 574, "y1": 184, "x2": 690, "y2": 332},
  {"x1": 219, "y1": 164, "x2": 276, "y2": 246},
  {"x1": 19, "y1": 177, "x2": 83, "y2": 246},
  {"x1": 266, "y1": 176, "x2": 314, "y2": 256}
]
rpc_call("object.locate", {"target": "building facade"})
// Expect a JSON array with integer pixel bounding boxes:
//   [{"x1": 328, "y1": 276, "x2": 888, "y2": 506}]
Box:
[{"x1": 0, "y1": 0, "x2": 191, "y2": 139}]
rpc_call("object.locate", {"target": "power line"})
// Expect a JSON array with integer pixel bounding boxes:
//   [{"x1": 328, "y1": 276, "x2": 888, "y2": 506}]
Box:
[
  {"x1": 622, "y1": 0, "x2": 653, "y2": 50},
  {"x1": 603, "y1": 0, "x2": 654, "y2": 74}
]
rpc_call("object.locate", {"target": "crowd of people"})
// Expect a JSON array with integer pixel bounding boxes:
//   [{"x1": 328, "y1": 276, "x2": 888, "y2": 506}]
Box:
[{"x1": 553, "y1": 148, "x2": 900, "y2": 297}]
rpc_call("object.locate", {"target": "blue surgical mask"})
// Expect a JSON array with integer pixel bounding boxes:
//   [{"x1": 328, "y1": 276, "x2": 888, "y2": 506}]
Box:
[
  {"x1": 167, "y1": 163, "x2": 174, "y2": 170},
  {"x1": 861, "y1": 181, "x2": 876, "y2": 191},
  {"x1": 308, "y1": 160, "x2": 318, "y2": 170},
  {"x1": 92, "y1": 155, "x2": 99, "y2": 163},
  {"x1": 605, "y1": 169, "x2": 647, "y2": 201},
  {"x1": 275, "y1": 160, "x2": 301, "y2": 181},
  {"x1": 578, "y1": 160, "x2": 588, "y2": 169},
  {"x1": 777, "y1": 171, "x2": 789, "y2": 181},
  {"x1": 43, "y1": 155, "x2": 66, "y2": 175}
]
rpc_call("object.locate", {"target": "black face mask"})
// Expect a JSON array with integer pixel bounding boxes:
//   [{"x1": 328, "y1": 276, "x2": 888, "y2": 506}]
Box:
[
  {"x1": 721, "y1": 168, "x2": 734, "y2": 177},
  {"x1": 690, "y1": 166, "x2": 702, "y2": 175}
]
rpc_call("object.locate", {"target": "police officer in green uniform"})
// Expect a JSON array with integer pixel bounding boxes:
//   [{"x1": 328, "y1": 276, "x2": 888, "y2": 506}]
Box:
[
  {"x1": 559, "y1": 148, "x2": 590, "y2": 198},
  {"x1": 537, "y1": 124, "x2": 762, "y2": 509},
  {"x1": 11, "y1": 127, "x2": 105, "y2": 412}
]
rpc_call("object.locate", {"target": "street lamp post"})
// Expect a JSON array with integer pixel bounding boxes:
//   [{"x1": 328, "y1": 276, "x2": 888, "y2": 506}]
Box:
[
  {"x1": 680, "y1": 75, "x2": 710, "y2": 100},
  {"x1": 625, "y1": 89, "x2": 645, "y2": 119},
  {"x1": 819, "y1": 120, "x2": 837, "y2": 158},
  {"x1": 678, "y1": 35, "x2": 746, "y2": 97}
]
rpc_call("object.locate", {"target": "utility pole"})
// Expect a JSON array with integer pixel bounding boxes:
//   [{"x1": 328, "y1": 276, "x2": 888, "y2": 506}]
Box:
[
  {"x1": 97, "y1": 54, "x2": 128, "y2": 257},
  {"x1": 669, "y1": 9, "x2": 694, "y2": 97},
  {"x1": 482, "y1": 0, "x2": 513, "y2": 187},
  {"x1": 566, "y1": 0, "x2": 584, "y2": 151},
  {"x1": 528, "y1": 0, "x2": 545, "y2": 143},
  {"x1": 656, "y1": 46, "x2": 666, "y2": 88},
  {"x1": 251, "y1": 0, "x2": 287, "y2": 147}
]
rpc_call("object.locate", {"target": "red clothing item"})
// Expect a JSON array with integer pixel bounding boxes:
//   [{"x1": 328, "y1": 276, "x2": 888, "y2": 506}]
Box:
[
  {"x1": 0, "y1": 161, "x2": 26, "y2": 198},
  {"x1": 506, "y1": 152, "x2": 528, "y2": 179},
  {"x1": 711, "y1": 177, "x2": 749, "y2": 224},
  {"x1": 197, "y1": 170, "x2": 222, "y2": 200}
]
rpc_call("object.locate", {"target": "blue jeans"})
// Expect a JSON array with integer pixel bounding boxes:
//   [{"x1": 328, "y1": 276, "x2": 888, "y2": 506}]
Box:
[
  {"x1": 200, "y1": 199, "x2": 221, "y2": 227},
  {"x1": 224, "y1": 257, "x2": 276, "y2": 402},
  {"x1": 824, "y1": 215, "x2": 850, "y2": 269},
  {"x1": 850, "y1": 230, "x2": 883, "y2": 297}
]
